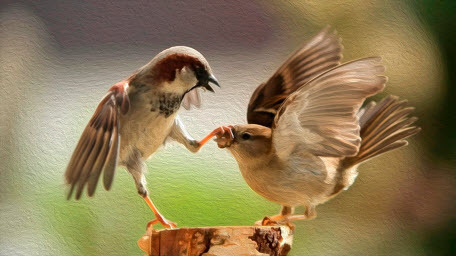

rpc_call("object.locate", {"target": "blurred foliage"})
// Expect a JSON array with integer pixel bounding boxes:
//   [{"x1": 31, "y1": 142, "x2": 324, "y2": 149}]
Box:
[
  {"x1": 409, "y1": 1, "x2": 456, "y2": 255},
  {"x1": 411, "y1": 0, "x2": 456, "y2": 164}
]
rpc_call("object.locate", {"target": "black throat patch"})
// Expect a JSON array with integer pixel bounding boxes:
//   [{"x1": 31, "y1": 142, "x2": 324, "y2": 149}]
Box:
[{"x1": 149, "y1": 92, "x2": 182, "y2": 117}]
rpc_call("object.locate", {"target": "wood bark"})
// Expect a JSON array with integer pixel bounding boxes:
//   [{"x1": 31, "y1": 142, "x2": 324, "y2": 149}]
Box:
[{"x1": 138, "y1": 226, "x2": 293, "y2": 256}]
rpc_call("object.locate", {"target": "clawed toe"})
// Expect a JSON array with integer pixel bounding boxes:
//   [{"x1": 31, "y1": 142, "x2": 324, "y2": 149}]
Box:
[
  {"x1": 254, "y1": 218, "x2": 266, "y2": 226},
  {"x1": 214, "y1": 125, "x2": 235, "y2": 148},
  {"x1": 197, "y1": 125, "x2": 235, "y2": 149},
  {"x1": 147, "y1": 218, "x2": 177, "y2": 229},
  {"x1": 146, "y1": 219, "x2": 159, "y2": 229},
  {"x1": 254, "y1": 216, "x2": 295, "y2": 230},
  {"x1": 162, "y1": 219, "x2": 177, "y2": 229},
  {"x1": 254, "y1": 216, "x2": 280, "y2": 226}
]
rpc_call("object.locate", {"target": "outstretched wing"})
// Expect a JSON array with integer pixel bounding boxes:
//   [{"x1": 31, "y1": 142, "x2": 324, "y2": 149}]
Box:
[
  {"x1": 65, "y1": 82, "x2": 130, "y2": 200},
  {"x1": 272, "y1": 58, "x2": 386, "y2": 160},
  {"x1": 247, "y1": 26, "x2": 343, "y2": 128}
]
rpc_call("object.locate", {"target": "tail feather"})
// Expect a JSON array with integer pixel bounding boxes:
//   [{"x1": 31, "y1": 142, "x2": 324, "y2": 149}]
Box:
[{"x1": 342, "y1": 95, "x2": 421, "y2": 168}]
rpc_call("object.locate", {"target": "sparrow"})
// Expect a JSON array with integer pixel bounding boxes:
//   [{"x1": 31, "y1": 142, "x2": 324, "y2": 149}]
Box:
[
  {"x1": 205, "y1": 27, "x2": 421, "y2": 225},
  {"x1": 65, "y1": 46, "x2": 220, "y2": 228}
]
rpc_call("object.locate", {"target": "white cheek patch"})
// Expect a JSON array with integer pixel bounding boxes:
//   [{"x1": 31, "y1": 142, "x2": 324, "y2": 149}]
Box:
[
  {"x1": 181, "y1": 88, "x2": 202, "y2": 110},
  {"x1": 178, "y1": 66, "x2": 197, "y2": 84}
]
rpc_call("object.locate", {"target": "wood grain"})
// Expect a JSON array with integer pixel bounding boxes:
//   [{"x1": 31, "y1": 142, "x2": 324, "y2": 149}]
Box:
[{"x1": 138, "y1": 226, "x2": 293, "y2": 256}]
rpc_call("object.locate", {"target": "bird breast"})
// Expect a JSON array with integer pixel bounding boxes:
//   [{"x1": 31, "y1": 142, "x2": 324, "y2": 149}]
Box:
[
  {"x1": 118, "y1": 88, "x2": 182, "y2": 163},
  {"x1": 237, "y1": 153, "x2": 337, "y2": 206}
]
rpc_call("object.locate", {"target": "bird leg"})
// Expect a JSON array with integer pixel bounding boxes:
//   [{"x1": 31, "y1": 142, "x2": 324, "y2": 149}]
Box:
[
  {"x1": 288, "y1": 205, "x2": 317, "y2": 221},
  {"x1": 126, "y1": 153, "x2": 177, "y2": 229},
  {"x1": 257, "y1": 205, "x2": 316, "y2": 228},
  {"x1": 144, "y1": 195, "x2": 177, "y2": 229},
  {"x1": 136, "y1": 178, "x2": 177, "y2": 229},
  {"x1": 170, "y1": 117, "x2": 234, "y2": 151},
  {"x1": 137, "y1": 181, "x2": 177, "y2": 229},
  {"x1": 169, "y1": 116, "x2": 201, "y2": 153},
  {"x1": 255, "y1": 206, "x2": 294, "y2": 227},
  {"x1": 255, "y1": 205, "x2": 316, "y2": 228}
]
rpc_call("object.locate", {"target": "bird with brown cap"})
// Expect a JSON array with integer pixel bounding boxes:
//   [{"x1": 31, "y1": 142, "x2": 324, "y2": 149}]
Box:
[{"x1": 65, "y1": 46, "x2": 220, "y2": 228}]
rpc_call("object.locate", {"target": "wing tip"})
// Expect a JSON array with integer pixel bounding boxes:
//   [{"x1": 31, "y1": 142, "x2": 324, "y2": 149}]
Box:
[
  {"x1": 103, "y1": 179, "x2": 113, "y2": 191},
  {"x1": 66, "y1": 183, "x2": 77, "y2": 200}
]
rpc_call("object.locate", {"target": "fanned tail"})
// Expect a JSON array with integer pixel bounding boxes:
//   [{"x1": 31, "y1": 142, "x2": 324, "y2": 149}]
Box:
[{"x1": 342, "y1": 95, "x2": 421, "y2": 168}]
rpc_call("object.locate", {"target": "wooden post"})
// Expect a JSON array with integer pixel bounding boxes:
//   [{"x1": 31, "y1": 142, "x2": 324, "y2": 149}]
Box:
[{"x1": 138, "y1": 225, "x2": 293, "y2": 256}]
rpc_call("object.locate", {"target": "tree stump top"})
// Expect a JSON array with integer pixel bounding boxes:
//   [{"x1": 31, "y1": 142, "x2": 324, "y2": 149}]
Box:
[{"x1": 138, "y1": 225, "x2": 293, "y2": 256}]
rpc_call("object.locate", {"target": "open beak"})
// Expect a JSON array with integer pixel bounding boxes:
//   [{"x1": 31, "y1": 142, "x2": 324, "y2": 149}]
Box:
[
  {"x1": 199, "y1": 74, "x2": 220, "y2": 93},
  {"x1": 184, "y1": 73, "x2": 220, "y2": 110},
  {"x1": 208, "y1": 74, "x2": 220, "y2": 87}
]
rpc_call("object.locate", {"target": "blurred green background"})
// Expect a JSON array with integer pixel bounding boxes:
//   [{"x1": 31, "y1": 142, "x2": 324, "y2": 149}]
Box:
[{"x1": 1, "y1": 0, "x2": 455, "y2": 255}]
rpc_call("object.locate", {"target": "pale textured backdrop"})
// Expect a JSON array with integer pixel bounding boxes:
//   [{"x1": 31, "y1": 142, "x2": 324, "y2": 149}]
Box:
[{"x1": 1, "y1": 1, "x2": 455, "y2": 255}]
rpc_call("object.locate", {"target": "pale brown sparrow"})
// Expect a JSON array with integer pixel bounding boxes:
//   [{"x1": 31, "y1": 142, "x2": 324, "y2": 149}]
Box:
[{"x1": 205, "y1": 27, "x2": 420, "y2": 225}]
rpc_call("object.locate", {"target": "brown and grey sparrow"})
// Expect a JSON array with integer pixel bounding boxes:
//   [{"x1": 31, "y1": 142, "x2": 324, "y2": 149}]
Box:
[{"x1": 65, "y1": 46, "x2": 219, "y2": 228}]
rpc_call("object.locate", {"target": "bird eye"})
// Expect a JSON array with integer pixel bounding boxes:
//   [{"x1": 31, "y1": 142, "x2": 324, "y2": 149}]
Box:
[
  {"x1": 241, "y1": 133, "x2": 251, "y2": 140},
  {"x1": 194, "y1": 66, "x2": 205, "y2": 78}
]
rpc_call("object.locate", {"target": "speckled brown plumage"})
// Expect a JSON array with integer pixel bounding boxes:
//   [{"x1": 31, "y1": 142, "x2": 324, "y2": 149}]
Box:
[{"x1": 64, "y1": 46, "x2": 219, "y2": 229}]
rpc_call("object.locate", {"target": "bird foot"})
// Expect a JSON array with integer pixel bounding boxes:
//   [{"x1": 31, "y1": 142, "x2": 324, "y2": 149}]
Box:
[
  {"x1": 255, "y1": 216, "x2": 295, "y2": 230},
  {"x1": 255, "y1": 216, "x2": 279, "y2": 226},
  {"x1": 197, "y1": 125, "x2": 234, "y2": 149},
  {"x1": 147, "y1": 217, "x2": 177, "y2": 229},
  {"x1": 143, "y1": 196, "x2": 177, "y2": 229},
  {"x1": 213, "y1": 125, "x2": 235, "y2": 148}
]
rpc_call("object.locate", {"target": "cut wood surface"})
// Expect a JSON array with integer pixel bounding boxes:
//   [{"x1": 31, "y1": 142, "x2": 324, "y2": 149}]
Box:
[{"x1": 138, "y1": 225, "x2": 293, "y2": 256}]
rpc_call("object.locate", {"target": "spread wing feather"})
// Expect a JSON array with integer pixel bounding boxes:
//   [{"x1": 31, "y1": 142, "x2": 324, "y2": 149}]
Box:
[
  {"x1": 247, "y1": 26, "x2": 343, "y2": 127},
  {"x1": 272, "y1": 58, "x2": 386, "y2": 160},
  {"x1": 342, "y1": 96, "x2": 421, "y2": 167},
  {"x1": 65, "y1": 83, "x2": 129, "y2": 199}
]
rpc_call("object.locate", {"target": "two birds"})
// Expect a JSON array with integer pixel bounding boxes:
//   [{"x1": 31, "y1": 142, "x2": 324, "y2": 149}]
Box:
[{"x1": 65, "y1": 27, "x2": 420, "y2": 228}]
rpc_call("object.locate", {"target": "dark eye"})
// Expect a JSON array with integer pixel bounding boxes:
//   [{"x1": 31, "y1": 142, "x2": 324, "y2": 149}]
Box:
[
  {"x1": 241, "y1": 133, "x2": 251, "y2": 140},
  {"x1": 194, "y1": 66, "x2": 205, "y2": 79}
]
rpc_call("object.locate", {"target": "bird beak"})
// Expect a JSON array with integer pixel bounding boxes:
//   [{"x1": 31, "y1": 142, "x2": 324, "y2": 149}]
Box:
[
  {"x1": 199, "y1": 74, "x2": 220, "y2": 93},
  {"x1": 208, "y1": 74, "x2": 220, "y2": 87}
]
